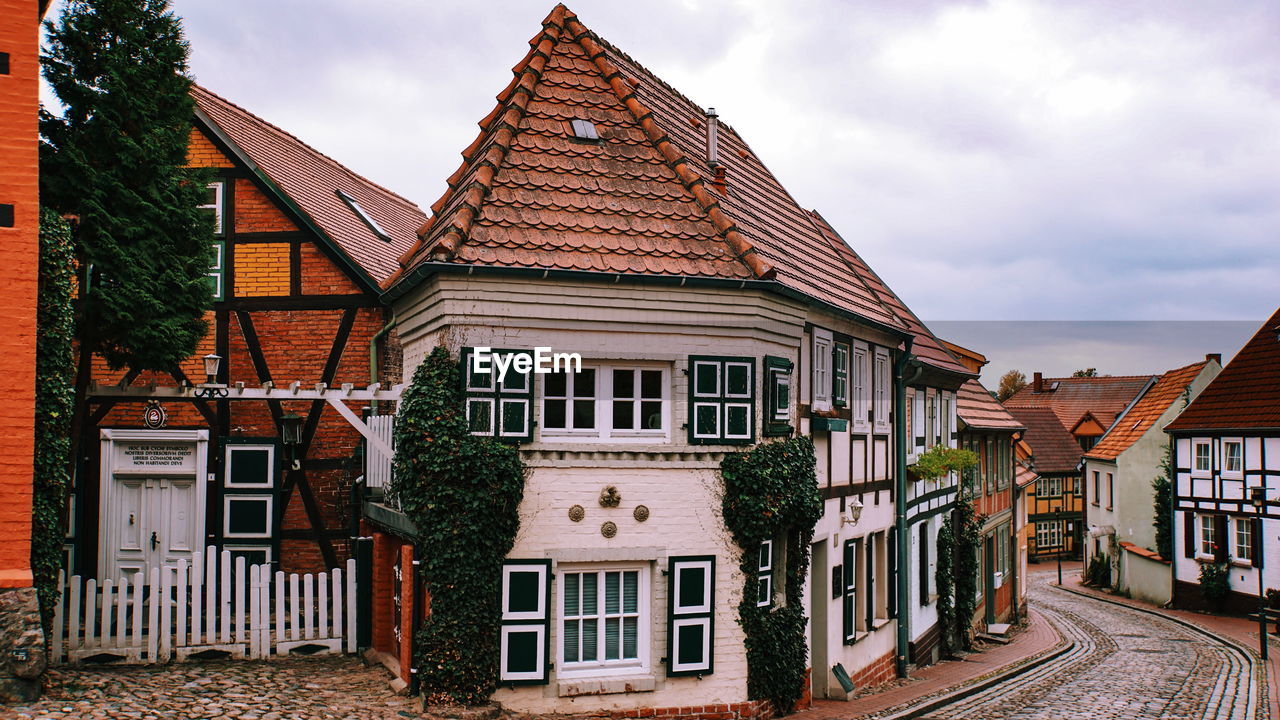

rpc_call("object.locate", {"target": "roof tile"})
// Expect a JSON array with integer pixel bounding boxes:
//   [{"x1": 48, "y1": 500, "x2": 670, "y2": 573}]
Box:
[{"x1": 1085, "y1": 361, "x2": 1211, "y2": 461}]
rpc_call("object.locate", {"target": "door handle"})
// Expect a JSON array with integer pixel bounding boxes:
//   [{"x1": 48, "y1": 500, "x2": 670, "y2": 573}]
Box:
[{"x1": 151, "y1": 532, "x2": 159, "y2": 551}]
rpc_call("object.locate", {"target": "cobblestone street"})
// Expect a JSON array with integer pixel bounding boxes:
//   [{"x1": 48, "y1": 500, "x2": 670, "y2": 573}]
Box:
[
  {"x1": 0, "y1": 656, "x2": 416, "y2": 720},
  {"x1": 913, "y1": 567, "x2": 1263, "y2": 720}
]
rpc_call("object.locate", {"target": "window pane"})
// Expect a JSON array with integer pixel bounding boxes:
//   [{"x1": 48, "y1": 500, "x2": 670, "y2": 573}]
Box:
[
  {"x1": 758, "y1": 543, "x2": 771, "y2": 571},
  {"x1": 582, "y1": 619, "x2": 598, "y2": 662},
  {"x1": 501, "y1": 399, "x2": 528, "y2": 436},
  {"x1": 204, "y1": 186, "x2": 219, "y2": 205},
  {"x1": 582, "y1": 573, "x2": 597, "y2": 615},
  {"x1": 613, "y1": 370, "x2": 634, "y2": 399},
  {"x1": 545, "y1": 372, "x2": 567, "y2": 398},
  {"x1": 573, "y1": 399, "x2": 595, "y2": 429},
  {"x1": 544, "y1": 399, "x2": 567, "y2": 429},
  {"x1": 501, "y1": 361, "x2": 528, "y2": 392},
  {"x1": 694, "y1": 363, "x2": 719, "y2": 396},
  {"x1": 605, "y1": 572, "x2": 620, "y2": 614},
  {"x1": 467, "y1": 399, "x2": 493, "y2": 434},
  {"x1": 758, "y1": 577, "x2": 770, "y2": 604},
  {"x1": 507, "y1": 571, "x2": 541, "y2": 614},
  {"x1": 227, "y1": 548, "x2": 268, "y2": 567},
  {"x1": 574, "y1": 368, "x2": 596, "y2": 397},
  {"x1": 726, "y1": 364, "x2": 749, "y2": 396},
  {"x1": 564, "y1": 619, "x2": 580, "y2": 663},
  {"x1": 676, "y1": 623, "x2": 704, "y2": 665},
  {"x1": 230, "y1": 448, "x2": 271, "y2": 486},
  {"x1": 726, "y1": 405, "x2": 749, "y2": 437},
  {"x1": 605, "y1": 617, "x2": 620, "y2": 660},
  {"x1": 564, "y1": 573, "x2": 580, "y2": 614},
  {"x1": 506, "y1": 630, "x2": 539, "y2": 674},
  {"x1": 613, "y1": 400, "x2": 634, "y2": 430},
  {"x1": 678, "y1": 566, "x2": 706, "y2": 609},
  {"x1": 623, "y1": 571, "x2": 637, "y2": 613},
  {"x1": 623, "y1": 617, "x2": 637, "y2": 659},
  {"x1": 640, "y1": 370, "x2": 662, "y2": 399},
  {"x1": 641, "y1": 401, "x2": 662, "y2": 430},
  {"x1": 695, "y1": 404, "x2": 719, "y2": 437},
  {"x1": 227, "y1": 499, "x2": 269, "y2": 536}
]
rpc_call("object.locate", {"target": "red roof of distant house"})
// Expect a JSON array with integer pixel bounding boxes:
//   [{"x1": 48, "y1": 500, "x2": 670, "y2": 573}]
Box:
[
  {"x1": 1004, "y1": 406, "x2": 1083, "y2": 474},
  {"x1": 388, "y1": 4, "x2": 972, "y2": 371},
  {"x1": 1085, "y1": 360, "x2": 1211, "y2": 461},
  {"x1": 191, "y1": 85, "x2": 427, "y2": 286},
  {"x1": 957, "y1": 379, "x2": 1024, "y2": 431},
  {"x1": 1167, "y1": 307, "x2": 1280, "y2": 431},
  {"x1": 1004, "y1": 374, "x2": 1153, "y2": 433}
]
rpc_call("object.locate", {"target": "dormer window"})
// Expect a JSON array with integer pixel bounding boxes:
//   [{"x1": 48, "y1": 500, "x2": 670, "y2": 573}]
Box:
[
  {"x1": 336, "y1": 189, "x2": 391, "y2": 242},
  {"x1": 569, "y1": 119, "x2": 599, "y2": 141}
]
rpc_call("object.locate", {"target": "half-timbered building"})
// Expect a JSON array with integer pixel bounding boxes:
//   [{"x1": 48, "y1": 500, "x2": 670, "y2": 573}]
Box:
[
  {"x1": 369, "y1": 4, "x2": 975, "y2": 714},
  {"x1": 1166, "y1": 308, "x2": 1280, "y2": 613},
  {"x1": 72, "y1": 85, "x2": 425, "y2": 582},
  {"x1": 1081, "y1": 357, "x2": 1219, "y2": 605}
]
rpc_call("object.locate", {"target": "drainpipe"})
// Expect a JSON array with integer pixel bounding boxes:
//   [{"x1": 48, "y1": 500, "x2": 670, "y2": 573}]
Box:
[
  {"x1": 369, "y1": 313, "x2": 397, "y2": 415},
  {"x1": 894, "y1": 337, "x2": 921, "y2": 678}
]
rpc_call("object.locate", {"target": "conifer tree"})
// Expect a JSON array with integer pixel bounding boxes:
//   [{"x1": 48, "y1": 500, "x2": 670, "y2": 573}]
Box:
[{"x1": 40, "y1": 0, "x2": 212, "y2": 372}]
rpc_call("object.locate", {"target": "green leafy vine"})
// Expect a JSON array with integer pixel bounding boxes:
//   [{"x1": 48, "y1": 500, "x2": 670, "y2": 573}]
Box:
[{"x1": 721, "y1": 436, "x2": 821, "y2": 715}]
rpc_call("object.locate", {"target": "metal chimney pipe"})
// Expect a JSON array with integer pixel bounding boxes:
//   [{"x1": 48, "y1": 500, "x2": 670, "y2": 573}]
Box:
[{"x1": 706, "y1": 107, "x2": 719, "y2": 167}]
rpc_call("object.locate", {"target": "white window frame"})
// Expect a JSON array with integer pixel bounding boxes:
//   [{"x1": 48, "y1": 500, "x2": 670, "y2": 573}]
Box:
[
  {"x1": 852, "y1": 341, "x2": 870, "y2": 432},
  {"x1": 872, "y1": 348, "x2": 891, "y2": 434},
  {"x1": 1106, "y1": 472, "x2": 1114, "y2": 509},
  {"x1": 756, "y1": 540, "x2": 774, "y2": 608},
  {"x1": 541, "y1": 363, "x2": 671, "y2": 442},
  {"x1": 200, "y1": 181, "x2": 225, "y2": 235},
  {"x1": 1199, "y1": 514, "x2": 1218, "y2": 559},
  {"x1": 1235, "y1": 517, "x2": 1253, "y2": 563},
  {"x1": 1039, "y1": 477, "x2": 1063, "y2": 498},
  {"x1": 1036, "y1": 520, "x2": 1063, "y2": 549},
  {"x1": 222, "y1": 544, "x2": 273, "y2": 567},
  {"x1": 1223, "y1": 439, "x2": 1244, "y2": 478},
  {"x1": 222, "y1": 494, "x2": 273, "y2": 539},
  {"x1": 1193, "y1": 440, "x2": 1212, "y2": 475},
  {"x1": 224, "y1": 444, "x2": 275, "y2": 488},
  {"x1": 812, "y1": 329, "x2": 833, "y2": 411},
  {"x1": 557, "y1": 563, "x2": 651, "y2": 678},
  {"x1": 940, "y1": 394, "x2": 952, "y2": 449}
]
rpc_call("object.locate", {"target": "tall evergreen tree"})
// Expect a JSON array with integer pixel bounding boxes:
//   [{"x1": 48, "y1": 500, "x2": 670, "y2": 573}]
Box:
[{"x1": 40, "y1": 0, "x2": 212, "y2": 372}]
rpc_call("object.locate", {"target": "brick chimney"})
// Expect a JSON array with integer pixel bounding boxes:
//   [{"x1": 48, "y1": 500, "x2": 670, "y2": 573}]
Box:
[
  {"x1": 1032, "y1": 372, "x2": 1043, "y2": 393},
  {"x1": 1206, "y1": 353, "x2": 1221, "y2": 365}
]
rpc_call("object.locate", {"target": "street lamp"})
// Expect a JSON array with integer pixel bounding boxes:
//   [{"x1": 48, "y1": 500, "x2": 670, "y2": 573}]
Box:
[
  {"x1": 193, "y1": 354, "x2": 228, "y2": 398},
  {"x1": 841, "y1": 497, "x2": 864, "y2": 527},
  {"x1": 1252, "y1": 486, "x2": 1268, "y2": 661},
  {"x1": 279, "y1": 412, "x2": 304, "y2": 470}
]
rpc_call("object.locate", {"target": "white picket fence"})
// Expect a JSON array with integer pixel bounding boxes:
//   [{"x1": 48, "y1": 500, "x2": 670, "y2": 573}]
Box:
[{"x1": 51, "y1": 546, "x2": 356, "y2": 665}]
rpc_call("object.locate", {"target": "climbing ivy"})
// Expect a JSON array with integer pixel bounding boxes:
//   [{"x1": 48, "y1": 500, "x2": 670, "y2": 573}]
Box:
[
  {"x1": 1199, "y1": 561, "x2": 1231, "y2": 611},
  {"x1": 389, "y1": 347, "x2": 526, "y2": 706},
  {"x1": 721, "y1": 436, "x2": 821, "y2": 715},
  {"x1": 935, "y1": 512, "x2": 956, "y2": 655},
  {"x1": 951, "y1": 491, "x2": 983, "y2": 652},
  {"x1": 34, "y1": 209, "x2": 76, "y2": 625}
]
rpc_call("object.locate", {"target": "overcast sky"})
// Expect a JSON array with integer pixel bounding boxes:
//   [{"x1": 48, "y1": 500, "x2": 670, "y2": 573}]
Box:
[{"x1": 45, "y1": 1, "x2": 1279, "y2": 362}]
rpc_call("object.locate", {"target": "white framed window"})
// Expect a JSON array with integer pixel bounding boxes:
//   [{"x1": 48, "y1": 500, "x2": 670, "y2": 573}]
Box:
[
  {"x1": 1193, "y1": 441, "x2": 1211, "y2": 474},
  {"x1": 1200, "y1": 514, "x2": 1218, "y2": 557},
  {"x1": 542, "y1": 364, "x2": 670, "y2": 441},
  {"x1": 940, "y1": 395, "x2": 952, "y2": 449},
  {"x1": 1106, "y1": 472, "x2": 1114, "y2": 509},
  {"x1": 223, "y1": 544, "x2": 272, "y2": 567},
  {"x1": 852, "y1": 342, "x2": 869, "y2": 431},
  {"x1": 559, "y1": 564, "x2": 650, "y2": 677},
  {"x1": 1036, "y1": 520, "x2": 1063, "y2": 549},
  {"x1": 1039, "y1": 477, "x2": 1063, "y2": 498},
  {"x1": 202, "y1": 181, "x2": 226, "y2": 302},
  {"x1": 756, "y1": 540, "x2": 774, "y2": 608},
  {"x1": 501, "y1": 560, "x2": 551, "y2": 684},
  {"x1": 463, "y1": 348, "x2": 533, "y2": 440},
  {"x1": 872, "y1": 348, "x2": 890, "y2": 433},
  {"x1": 224, "y1": 444, "x2": 275, "y2": 488},
  {"x1": 1235, "y1": 518, "x2": 1253, "y2": 563},
  {"x1": 812, "y1": 329, "x2": 833, "y2": 410},
  {"x1": 1224, "y1": 440, "x2": 1243, "y2": 476},
  {"x1": 689, "y1": 357, "x2": 753, "y2": 444},
  {"x1": 200, "y1": 181, "x2": 224, "y2": 235},
  {"x1": 924, "y1": 390, "x2": 936, "y2": 450},
  {"x1": 223, "y1": 495, "x2": 272, "y2": 539}
]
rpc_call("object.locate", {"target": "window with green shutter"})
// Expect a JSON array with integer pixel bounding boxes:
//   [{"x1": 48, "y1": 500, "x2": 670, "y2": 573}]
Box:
[
  {"x1": 689, "y1": 356, "x2": 755, "y2": 445},
  {"x1": 461, "y1": 348, "x2": 534, "y2": 441},
  {"x1": 667, "y1": 556, "x2": 715, "y2": 676},
  {"x1": 833, "y1": 342, "x2": 849, "y2": 407},
  {"x1": 842, "y1": 539, "x2": 857, "y2": 643},
  {"x1": 756, "y1": 540, "x2": 774, "y2": 608},
  {"x1": 764, "y1": 356, "x2": 793, "y2": 437},
  {"x1": 500, "y1": 560, "x2": 551, "y2": 684}
]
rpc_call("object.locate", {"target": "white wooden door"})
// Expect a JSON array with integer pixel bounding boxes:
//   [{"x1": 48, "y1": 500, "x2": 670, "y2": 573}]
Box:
[{"x1": 106, "y1": 476, "x2": 201, "y2": 581}]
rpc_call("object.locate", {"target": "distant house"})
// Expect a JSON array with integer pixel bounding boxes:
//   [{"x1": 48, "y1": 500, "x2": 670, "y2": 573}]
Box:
[
  {"x1": 1004, "y1": 373, "x2": 1154, "y2": 560},
  {"x1": 1080, "y1": 358, "x2": 1220, "y2": 604},
  {"x1": 1166, "y1": 309, "x2": 1280, "y2": 613}
]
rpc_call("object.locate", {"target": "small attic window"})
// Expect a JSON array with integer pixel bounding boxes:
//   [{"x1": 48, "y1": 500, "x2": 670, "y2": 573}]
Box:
[
  {"x1": 336, "y1": 189, "x2": 391, "y2": 242},
  {"x1": 570, "y1": 119, "x2": 599, "y2": 141}
]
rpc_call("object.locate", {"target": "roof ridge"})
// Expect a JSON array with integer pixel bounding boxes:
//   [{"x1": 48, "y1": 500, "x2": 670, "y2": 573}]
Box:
[
  {"x1": 560, "y1": 7, "x2": 773, "y2": 279},
  {"x1": 190, "y1": 83, "x2": 420, "y2": 208}
]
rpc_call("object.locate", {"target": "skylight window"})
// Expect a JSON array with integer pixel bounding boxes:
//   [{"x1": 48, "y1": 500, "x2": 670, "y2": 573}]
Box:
[
  {"x1": 570, "y1": 119, "x2": 599, "y2": 141},
  {"x1": 336, "y1": 189, "x2": 391, "y2": 242}
]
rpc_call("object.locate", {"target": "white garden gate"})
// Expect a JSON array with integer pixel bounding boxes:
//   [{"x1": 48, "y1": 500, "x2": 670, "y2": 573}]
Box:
[{"x1": 50, "y1": 546, "x2": 356, "y2": 665}]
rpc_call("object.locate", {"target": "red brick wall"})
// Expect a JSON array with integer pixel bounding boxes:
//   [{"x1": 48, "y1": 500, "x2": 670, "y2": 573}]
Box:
[
  {"x1": 185, "y1": 127, "x2": 233, "y2": 169},
  {"x1": 0, "y1": 0, "x2": 40, "y2": 588},
  {"x1": 233, "y1": 178, "x2": 296, "y2": 234},
  {"x1": 300, "y1": 243, "x2": 361, "y2": 295},
  {"x1": 847, "y1": 649, "x2": 896, "y2": 690}
]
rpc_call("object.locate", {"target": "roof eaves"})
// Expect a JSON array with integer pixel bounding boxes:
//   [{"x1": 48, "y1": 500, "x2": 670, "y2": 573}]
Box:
[{"x1": 192, "y1": 106, "x2": 382, "y2": 297}]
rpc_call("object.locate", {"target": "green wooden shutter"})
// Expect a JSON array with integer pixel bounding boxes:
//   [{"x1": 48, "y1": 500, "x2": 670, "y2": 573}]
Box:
[
  {"x1": 887, "y1": 527, "x2": 897, "y2": 618},
  {"x1": 833, "y1": 342, "x2": 849, "y2": 407},
  {"x1": 460, "y1": 348, "x2": 534, "y2": 441},
  {"x1": 496, "y1": 351, "x2": 533, "y2": 441},
  {"x1": 667, "y1": 556, "x2": 715, "y2": 676},
  {"x1": 688, "y1": 357, "x2": 755, "y2": 445},
  {"x1": 1253, "y1": 517, "x2": 1264, "y2": 568},
  {"x1": 1184, "y1": 512, "x2": 1196, "y2": 559},
  {"x1": 500, "y1": 560, "x2": 551, "y2": 684},
  {"x1": 842, "y1": 540, "x2": 855, "y2": 643},
  {"x1": 763, "y1": 356, "x2": 793, "y2": 437}
]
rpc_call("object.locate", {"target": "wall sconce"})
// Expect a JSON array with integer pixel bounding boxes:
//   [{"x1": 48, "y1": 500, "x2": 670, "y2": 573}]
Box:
[
  {"x1": 841, "y1": 497, "x2": 864, "y2": 527},
  {"x1": 193, "y1": 353, "x2": 228, "y2": 398},
  {"x1": 279, "y1": 412, "x2": 304, "y2": 470}
]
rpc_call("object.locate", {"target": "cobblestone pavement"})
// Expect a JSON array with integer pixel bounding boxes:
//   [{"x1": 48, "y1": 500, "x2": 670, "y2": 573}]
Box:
[
  {"x1": 0, "y1": 655, "x2": 417, "y2": 720},
  {"x1": 915, "y1": 569, "x2": 1261, "y2": 720}
]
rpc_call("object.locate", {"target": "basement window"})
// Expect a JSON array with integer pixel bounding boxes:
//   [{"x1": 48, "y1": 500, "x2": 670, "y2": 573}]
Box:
[
  {"x1": 569, "y1": 119, "x2": 599, "y2": 141},
  {"x1": 0, "y1": 52, "x2": 10, "y2": 75},
  {"x1": 336, "y1": 189, "x2": 392, "y2": 242}
]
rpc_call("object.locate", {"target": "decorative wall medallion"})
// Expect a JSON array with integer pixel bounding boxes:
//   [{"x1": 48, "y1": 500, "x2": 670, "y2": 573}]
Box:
[
  {"x1": 633, "y1": 505, "x2": 650, "y2": 522},
  {"x1": 599, "y1": 485, "x2": 622, "y2": 508},
  {"x1": 143, "y1": 401, "x2": 168, "y2": 429},
  {"x1": 568, "y1": 504, "x2": 585, "y2": 522},
  {"x1": 601, "y1": 521, "x2": 618, "y2": 538}
]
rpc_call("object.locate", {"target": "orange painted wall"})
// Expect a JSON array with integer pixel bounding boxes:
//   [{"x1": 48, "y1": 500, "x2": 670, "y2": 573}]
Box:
[{"x1": 0, "y1": 0, "x2": 41, "y2": 587}]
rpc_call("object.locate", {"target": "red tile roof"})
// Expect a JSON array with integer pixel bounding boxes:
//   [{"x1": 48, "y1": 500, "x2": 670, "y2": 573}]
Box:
[
  {"x1": 1016, "y1": 463, "x2": 1039, "y2": 488},
  {"x1": 957, "y1": 379, "x2": 1024, "y2": 431},
  {"x1": 1004, "y1": 406, "x2": 1083, "y2": 474},
  {"x1": 390, "y1": 4, "x2": 969, "y2": 360},
  {"x1": 1085, "y1": 360, "x2": 1211, "y2": 461},
  {"x1": 1167, "y1": 307, "x2": 1280, "y2": 431},
  {"x1": 191, "y1": 85, "x2": 427, "y2": 286},
  {"x1": 1003, "y1": 374, "x2": 1153, "y2": 432}
]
